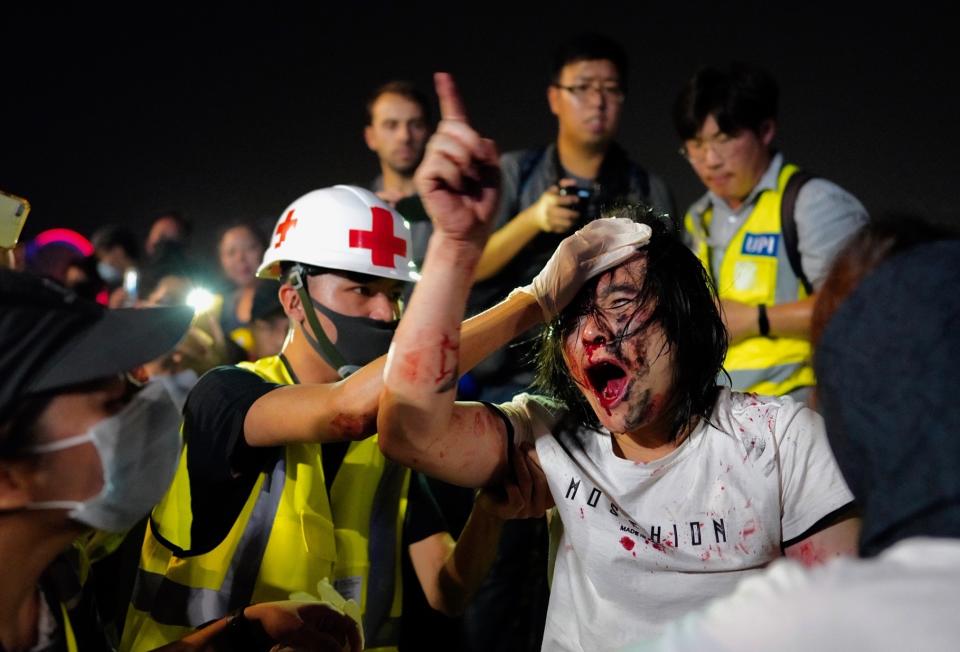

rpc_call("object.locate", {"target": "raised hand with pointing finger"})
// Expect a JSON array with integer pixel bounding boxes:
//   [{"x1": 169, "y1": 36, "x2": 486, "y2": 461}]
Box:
[{"x1": 414, "y1": 72, "x2": 500, "y2": 249}]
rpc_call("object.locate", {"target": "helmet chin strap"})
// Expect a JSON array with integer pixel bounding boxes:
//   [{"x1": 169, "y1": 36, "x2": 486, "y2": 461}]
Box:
[{"x1": 290, "y1": 265, "x2": 350, "y2": 376}]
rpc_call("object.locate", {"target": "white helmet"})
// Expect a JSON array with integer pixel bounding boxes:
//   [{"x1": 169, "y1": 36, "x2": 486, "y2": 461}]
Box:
[{"x1": 257, "y1": 185, "x2": 419, "y2": 282}]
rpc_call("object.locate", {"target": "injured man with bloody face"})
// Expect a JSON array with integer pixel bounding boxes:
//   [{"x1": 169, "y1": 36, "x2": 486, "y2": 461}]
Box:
[
  {"x1": 550, "y1": 253, "x2": 683, "y2": 449},
  {"x1": 377, "y1": 73, "x2": 861, "y2": 652}
]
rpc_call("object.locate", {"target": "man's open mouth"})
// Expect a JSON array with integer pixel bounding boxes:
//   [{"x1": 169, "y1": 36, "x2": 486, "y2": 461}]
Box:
[{"x1": 586, "y1": 360, "x2": 629, "y2": 409}]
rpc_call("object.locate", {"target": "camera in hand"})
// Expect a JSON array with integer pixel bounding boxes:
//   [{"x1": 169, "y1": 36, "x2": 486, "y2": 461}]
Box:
[{"x1": 559, "y1": 185, "x2": 599, "y2": 223}]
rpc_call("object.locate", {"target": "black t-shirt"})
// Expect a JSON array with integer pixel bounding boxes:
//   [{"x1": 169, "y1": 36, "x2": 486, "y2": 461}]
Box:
[{"x1": 175, "y1": 362, "x2": 448, "y2": 556}]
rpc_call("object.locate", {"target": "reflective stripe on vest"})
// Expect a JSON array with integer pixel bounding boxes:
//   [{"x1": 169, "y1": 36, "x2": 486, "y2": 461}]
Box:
[
  {"x1": 60, "y1": 602, "x2": 78, "y2": 652},
  {"x1": 130, "y1": 455, "x2": 286, "y2": 625},
  {"x1": 684, "y1": 164, "x2": 815, "y2": 396},
  {"x1": 122, "y1": 355, "x2": 407, "y2": 652}
]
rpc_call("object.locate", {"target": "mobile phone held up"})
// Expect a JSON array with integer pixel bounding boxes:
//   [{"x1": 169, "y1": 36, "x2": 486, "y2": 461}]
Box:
[{"x1": 0, "y1": 190, "x2": 31, "y2": 248}]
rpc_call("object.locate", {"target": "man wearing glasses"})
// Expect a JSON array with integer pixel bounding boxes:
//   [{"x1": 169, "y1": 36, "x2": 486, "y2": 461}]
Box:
[
  {"x1": 469, "y1": 33, "x2": 674, "y2": 312},
  {"x1": 456, "y1": 33, "x2": 674, "y2": 652},
  {"x1": 674, "y1": 62, "x2": 868, "y2": 405}
]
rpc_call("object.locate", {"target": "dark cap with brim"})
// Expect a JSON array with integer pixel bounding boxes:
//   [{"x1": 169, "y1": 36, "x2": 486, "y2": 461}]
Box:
[{"x1": 1, "y1": 269, "x2": 193, "y2": 414}]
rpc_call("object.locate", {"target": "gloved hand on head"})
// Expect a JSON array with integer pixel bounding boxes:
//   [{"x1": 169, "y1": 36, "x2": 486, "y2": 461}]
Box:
[{"x1": 513, "y1": 217, "x2": 652, "y2": 321}]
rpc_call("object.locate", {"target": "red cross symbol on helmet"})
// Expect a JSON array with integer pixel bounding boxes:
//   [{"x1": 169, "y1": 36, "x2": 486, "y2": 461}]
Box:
[
  {"x1": 348, "y1": 207, "x2": 408, "y2": 268},
  {"x1": 273, "y1": 209, "x2": 298, "y2": 248}
]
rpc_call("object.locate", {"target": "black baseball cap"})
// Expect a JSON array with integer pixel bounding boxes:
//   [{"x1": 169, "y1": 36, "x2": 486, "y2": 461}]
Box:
[{"x1": 0, "y1": 269, "x2": 193, "y2": 415}]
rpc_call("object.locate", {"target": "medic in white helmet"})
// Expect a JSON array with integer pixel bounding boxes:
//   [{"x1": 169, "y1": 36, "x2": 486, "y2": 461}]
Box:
[
  {"x1": 121, "y1": 183, "x2": 557, "y2": 652},
  {"x1": 257, "y1": 185, "x2": 419, "y2": 378}
]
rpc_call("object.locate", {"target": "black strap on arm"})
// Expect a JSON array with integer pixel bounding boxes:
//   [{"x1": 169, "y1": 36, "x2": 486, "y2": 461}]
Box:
[
  {"x1": 780, "y1": 169, "x2": 816, "y2": 295},
  {"x1": 479, "y1": 401, "x2": 517, "y2": 486},
  {"x1": 480, "y1": 401, "x2": 516, "y2": 452}
]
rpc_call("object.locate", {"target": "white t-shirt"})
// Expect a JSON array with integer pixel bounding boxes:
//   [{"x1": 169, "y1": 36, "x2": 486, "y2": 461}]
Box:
[
  {"x1": 501, "y1": 388, "x2": 853, "y2": 652},
  {"x1": 623, "y1": 537, "x2": 960, "y2": 652}
]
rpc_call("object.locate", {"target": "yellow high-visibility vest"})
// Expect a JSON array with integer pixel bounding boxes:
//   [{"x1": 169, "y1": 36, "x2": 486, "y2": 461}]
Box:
[
  {"x1": 121, "y1": 355, "x2": 408, "y2": 651},
  {"x1": 685, "y1": 164, "x2": 815, "y2": 396}
]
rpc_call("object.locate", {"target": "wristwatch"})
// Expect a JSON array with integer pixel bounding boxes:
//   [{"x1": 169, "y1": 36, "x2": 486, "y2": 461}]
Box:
[{"x1": 757, "y1": 303, "x2": 771, "y2": 338}]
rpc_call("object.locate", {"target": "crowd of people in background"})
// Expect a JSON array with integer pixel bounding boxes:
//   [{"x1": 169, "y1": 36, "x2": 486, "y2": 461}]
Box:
[{"x1": 2, "y1": 30, "x2": 958, "y2": 652}]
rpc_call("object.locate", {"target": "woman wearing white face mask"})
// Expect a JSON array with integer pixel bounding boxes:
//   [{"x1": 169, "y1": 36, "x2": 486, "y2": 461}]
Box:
[{"x1": 0, "y1": 270, "x2": 362, "y2": 652}]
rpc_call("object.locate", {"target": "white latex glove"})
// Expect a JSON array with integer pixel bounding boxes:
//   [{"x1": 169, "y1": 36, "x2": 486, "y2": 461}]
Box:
[
  {"x1": 514, "y1": 217, "x2": 652, "y2": 320},
  {"x1": 289, "y1": 578, "x2": 364, "y2": 650}
]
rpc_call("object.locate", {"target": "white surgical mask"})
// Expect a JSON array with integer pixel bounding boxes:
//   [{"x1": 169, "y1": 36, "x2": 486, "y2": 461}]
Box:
[
  {"x1": 154, "y1": 368, "x2": 199, "y2": 412},
  {"x1": 96, "y1": 261, "x2": 123, "y2": 285},
  {"x1": 26, "y1": 381, "x2": 182, "y2": 533}
]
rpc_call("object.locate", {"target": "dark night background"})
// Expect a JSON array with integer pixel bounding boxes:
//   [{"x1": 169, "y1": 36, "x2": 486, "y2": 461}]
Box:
[{"x1": 5, "y1": 3, "x2": 959, "y2": 255}]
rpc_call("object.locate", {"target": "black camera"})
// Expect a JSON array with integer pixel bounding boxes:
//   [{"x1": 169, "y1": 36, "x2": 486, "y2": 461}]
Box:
[
  {"x1": 559, "y1": 185, "x2": 593, "y2": 202},
  {"x1": 559, "y1": 185, "x2": 598, "y2": 222}
]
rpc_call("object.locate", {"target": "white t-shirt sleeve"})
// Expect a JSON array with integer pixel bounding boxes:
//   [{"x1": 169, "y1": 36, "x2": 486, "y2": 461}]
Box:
[
  {"x1": 773, "y1": 398, "x2": 854, "y2": 541},
  {"x1": 495, "y1": 393, "x2": 567, "y2": 446}
]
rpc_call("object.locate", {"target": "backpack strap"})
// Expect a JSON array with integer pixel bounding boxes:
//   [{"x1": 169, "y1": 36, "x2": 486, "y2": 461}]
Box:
[
  {"x1": 781, "y1": 169, "x2": 816, "y2": 295},
  {"x1": 498, "y1": 146, "x2": 548, "y2": 221},
  {"x1": 517, "y1": 146, "x2": 547, "y2": 197}
]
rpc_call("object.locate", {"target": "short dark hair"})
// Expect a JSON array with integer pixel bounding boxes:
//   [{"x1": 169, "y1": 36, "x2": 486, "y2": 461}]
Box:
[
  {"x1": 672, "y1": 62, "x2": 779, "y2": 140},
  {"x1": 137, "y1": 240, "x2": 198, "y2": 301},
  {"x1": 365, "y1": 80, "x2": 431, "y2": 125},
  {"x1": 92, "y1": 224, "x2": 140, "y2": 261},
  {"x1": 216, "y1": 221, "x2": 269, "y2": 253},
  {"x1": 535, "y1": 204, "x2": 727, "y2": 439},
  {"x1": 0, "y1": 391, "x2": 53, "y2": 459},
  {"x1": 148, "y1": 211, "x2": 192, "y2": 240},
  {"x1": 551, "y1": 33, "x2": 629, "y2": 91}
]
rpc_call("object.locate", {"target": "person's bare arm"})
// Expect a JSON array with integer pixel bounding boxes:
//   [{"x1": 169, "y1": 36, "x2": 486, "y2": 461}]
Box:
[
  {"x1": 243, "y1": 356, "x2": 389, "y2": 446},
  {"x1": 155, "y1": 600, "x2": 362, "y2": 652},
  {"x1": 783, "y1": 513, "x2": 860, "y2": 566},
  {"x1": 378, "y1": 71, "x2": 515, "y2": 486},
  {"x1": 474, "y1": 181, "x2": 580, "y2": 281},
  {"x1": 783, "y1": 500, "x2": 860, "y2": 566},
  {"x1": 378, "y1": 73, "x2": 651, "y2": 488},
  {"x1": 721, "y1": 296, "x2": 816, "y2": 344},
  {"x1": 410, "y1": 443, "x2": 553, "y2": 615},
  {"x1": 242, "y1": 240, "x2": 541, "y2": 450}
]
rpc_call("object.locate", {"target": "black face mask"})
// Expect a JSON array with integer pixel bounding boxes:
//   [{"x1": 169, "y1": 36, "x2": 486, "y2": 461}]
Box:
[{"x1": 304, "y1": 298, "x2": 398, "y2": 378}]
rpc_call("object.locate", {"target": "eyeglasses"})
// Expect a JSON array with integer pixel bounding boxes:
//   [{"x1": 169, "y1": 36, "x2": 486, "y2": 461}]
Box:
[
  {"x1": 553, "y1": 82, "x2": 625, "y2": 103},
  {"x1": 678, "y1": 132, "x2": 740, "y2": 162}
]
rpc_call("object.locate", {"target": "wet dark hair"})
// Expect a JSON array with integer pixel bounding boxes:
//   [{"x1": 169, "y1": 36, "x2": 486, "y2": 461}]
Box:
[
  {"x1": 366, "y1": 80, "x2": 432, "y2": 125},
  {"x1": 672, "y1": 62, "x2": 778, "y2": 141},
  {"x1": 534, "y1": 204, "x2": 727, "y2": 438},
  {"x1": 551, "y1": 33, "x2": 629, "y2": 92}
]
